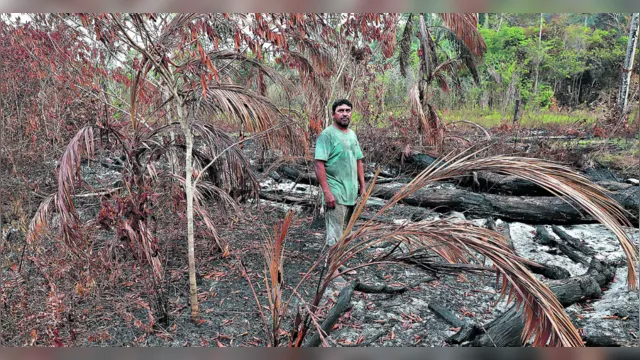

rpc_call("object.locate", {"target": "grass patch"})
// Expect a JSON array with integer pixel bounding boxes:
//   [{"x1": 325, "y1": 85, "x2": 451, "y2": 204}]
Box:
[{"x1": 443, "y1": 108, "x2": 598, "y2": 128}]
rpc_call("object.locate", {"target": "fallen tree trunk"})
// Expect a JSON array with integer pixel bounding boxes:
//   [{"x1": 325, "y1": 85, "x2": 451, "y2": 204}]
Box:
[
  {"x1": 259, "y1": 190, "x2": 316, "y2": 207},
  {"x1": 534, "y1": 226, "x2": 591, "y2": 266},
  {"x1": 404, "y1": 153, "x2": 550, "y2": 196},
  {"x1": 457, "y1": 257, "x2": 616, "y2": 347},
  {"x1": 274, "y1": 163, "x2": 638, "y2": 224},
  {"x1": 404, "y1": 153, "x2": 635, "y2": 197},
  {"x1": 279, "y1": 165, "x2": 317, "y2": 185},
  {"x1": 277, "y1": 165, "x2": 398, "y2": 185},
  {"x1": 372, "y1": 182, "x2": 639, "y2": 225},
  {"x1": 487, "y1": 219, "x2": 570, "y2": 280},
  {"x1": 551, "y1": 225, "x2": 597, "y2": 256}
]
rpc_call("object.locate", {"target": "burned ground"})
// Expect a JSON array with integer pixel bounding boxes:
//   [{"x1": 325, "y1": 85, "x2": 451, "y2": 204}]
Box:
[{"x1": 1, "y1": 136, "x2": 638, "y2": 347}]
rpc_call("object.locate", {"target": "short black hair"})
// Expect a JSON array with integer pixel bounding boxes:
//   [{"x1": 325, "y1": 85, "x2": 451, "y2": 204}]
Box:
[{"x1": 331, "y1": 99, "x2": 352, "y2": 114}]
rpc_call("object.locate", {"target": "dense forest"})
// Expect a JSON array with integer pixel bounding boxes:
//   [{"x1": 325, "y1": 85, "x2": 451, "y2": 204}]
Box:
[{"x1": 0, "y1": 13, "x2": 638, "y2": 348}]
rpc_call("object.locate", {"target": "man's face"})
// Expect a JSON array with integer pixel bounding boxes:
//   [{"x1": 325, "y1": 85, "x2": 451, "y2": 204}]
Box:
[{"x1": 333, "y1": 104, "x2": 352, "y2": 128}]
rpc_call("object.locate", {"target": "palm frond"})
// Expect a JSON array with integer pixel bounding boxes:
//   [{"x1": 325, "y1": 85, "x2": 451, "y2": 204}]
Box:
[
  {"x1": 295, "y1": 37, "x2": 334, "y2": 78},
  {"x1": 417, "y1": 14, "x2": 436, "y2": 77},
  {"x1": 262, "y1": 210, "x2": 294, "y2": 346},
  {"x1": 193, "y1": 83, "x2": 305, "y2": 156},
  {"x1": 27, "y1": 194, "x2": 56, "y2": 244},
  {"x1": 56, "y1": 125, "x2": 95, "y2": 248},
  {"x1": 433, "y1": 26, "x2": 482, "y2": 84},
  {"x1": 438, "y1": 13, "x2": 486, "y2": 58},
  {"x1": 191, "y1": 121, "x2": 259, "y2": 202},
  {"x1": 284, "y1": 50, "x2": 329, "y2": 100},
  {"x1": 399, "y1": 13, "x2": 414, "y2": 78},
  {"x1": 399, "y1": 152, "x2": 638, "y2": 288},
  {"x1": 180, "y1": 50, "x2": 295, "y2": 94},
  {"x1": 408, "y1": 84, "x2": 429, "y2": 135},
  {"x1": 318, "y1": 180, "x2": 576, "y2": 347},
  {"x1": 430, "y1": 59, "x2": 459, "y2": 93},
  {"x1": 339, "y1": 217, "x2": 582, "y2": 347},
  {"x1": 194, "y1": 83, "x2": 275, "y2": 130},
  {"x1": 170, "y1": 173, "x2": 230, "y2": 255},
  {"x1": 324, "y1": 149, "x2": 637, "y2": 347},
  {"x1": 157, "y1": 13, "x2": 198, "y2": 49},
  {"x1": 383, "y1": 248, "x2": 490, "y2": 276}
]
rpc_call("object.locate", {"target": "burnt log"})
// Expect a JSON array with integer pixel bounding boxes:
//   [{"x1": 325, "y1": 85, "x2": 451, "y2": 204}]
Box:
[
  {"x1": 371, "y1": 183, "x2": 639, "y2": 225},
  {"x1": 534, "y1": 225, "x2": 559, "y2": 246},
  {"x1": 276, "y1": 165, "x2": 397, "y2": 186},
  {"x1": 428, "y1": 303, "x2": 467, "y2": 328},
  {"x1": 404, "y1": 153, "x2": 634, "y2": 197},
  {"x1": 428, "y1": 303, "x2": 484, "y2": 345},
  {"x1": 534, "y1": 226, "x2": 591, "y2": 266},
  {"x1": 461, "y1": 172, "x2": 554, "y2": 196},
  {"x1": 462, "y1": 258, "x2": 616, "y2": 347},
  {"x1": 487, "y1": 220, "x2": 568, "y2": 280},
  {"x1": 279, "y1": 165, "x2": 317, "y2": 185},
  {"x1": 259, "y1": 190, "x2": 316, "y2": 207},
  {"x1": 527, "y1": 262, "x2": 572, "y2": 280},
  {"x1": 551, "y1": 225, "x2": 597, "y2": 256},
  {"x1": 305, "y1": 281, "x2": 357, "y2": 347}
]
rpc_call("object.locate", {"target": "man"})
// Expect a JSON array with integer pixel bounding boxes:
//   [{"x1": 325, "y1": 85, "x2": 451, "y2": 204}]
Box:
[{"x1": 314, "y1": 99, "x2": 365, "y2": 275}]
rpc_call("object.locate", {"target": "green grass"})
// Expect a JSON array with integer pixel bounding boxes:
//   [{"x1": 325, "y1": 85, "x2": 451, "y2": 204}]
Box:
[{"x1": 443, "y1": 108, "x2": 598, "y2": 128}]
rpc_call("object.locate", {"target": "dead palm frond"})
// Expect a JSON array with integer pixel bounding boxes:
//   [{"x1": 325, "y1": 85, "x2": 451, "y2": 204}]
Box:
[
  {"x1": 191, "y1": 121, "x2": 259, "y2": 202},
  {"x1": 438, "y1": 13, "x2": 486, "y2": 58},
  {"x1": 434, "y1": 27, "x2": 482, "y2": 84},
  {"x1": 55, "y1": 125, "x2": 95, "y2": 249},
  {"x1": 408, "y1": 83, "x2": 430, "y2": 136},
  {"x1": 139, "y1": 120, "x2": 259, "y2": 203},
  {"x1": 333, "y1": 216, "x2": 582, "y2": 347},
  {"x1": 285, "y1": 50, "x2": 329, "y2": 90},
  {"x1": 399, "y1": 13, "x2": 414, "y2": 78},
  {"x1": 378, "y1": 150, "x2": 637, "y2": 284},
  {"x1": 192, "y1": 83, "x2": 305, "y2": 156},
  {"x1": 27, "y1": 194, "x2": 55, "y2": 244},
  {"x1": 180, "y1": 50, "x2": 295, "y2": 93},
  {"x1": 169, "y1": 173, "x2": 230, "y2": 255},
  {"x1": 285, "y1": 148, "x2": 637, "y2": 347},
  {"x1": 262, "y1": 210, "x2": 294, "y2": 347},
  {"x1": 382, "y1": 248, "x2": 490, "y2": 277},
  {"x1": 294, "y1": 36, "x2": 335, "y2": 78},
  {"x1": 157, "y1": 13, "x2": 197, "y2": 49},
  {"x1": 354, "y1": 151, "x2": 636, "y2": 344}
]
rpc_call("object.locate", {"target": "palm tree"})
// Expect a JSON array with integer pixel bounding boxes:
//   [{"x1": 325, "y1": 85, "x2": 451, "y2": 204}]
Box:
[
  {"x1": 28, "y1": 13, "x2": 305, "y2": 322},
  {"x1": 399, "y1": 13, "x2": 486, "y2": 151}
]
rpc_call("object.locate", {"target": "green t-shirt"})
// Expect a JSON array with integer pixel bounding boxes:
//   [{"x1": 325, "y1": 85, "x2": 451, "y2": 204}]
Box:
[{"x1": 314, "y1": 126, "x2": 364, "y2": 206}]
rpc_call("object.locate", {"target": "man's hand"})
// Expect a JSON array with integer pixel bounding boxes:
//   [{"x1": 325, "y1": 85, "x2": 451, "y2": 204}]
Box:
[
  {"x1": 324, "y1": 191, "x2": 336, "y2": 209},
  {"x1": 358, "y1": 186, "x2": 365, "y2": 198}
]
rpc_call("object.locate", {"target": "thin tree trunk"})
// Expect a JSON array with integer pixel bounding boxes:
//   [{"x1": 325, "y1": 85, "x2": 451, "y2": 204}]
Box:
[
  {"x1": 533, "y1": 13, "x2": 543, "y2": 103},
  {"x1": 164, "y1": 90, "x2": 179, "y2": 174},
  {"x1": 617, "y1": 13, "x2": 639, "y2": 115},
  {"x1": 177, "y1": 102, "x2": 199, "y2": 321}
]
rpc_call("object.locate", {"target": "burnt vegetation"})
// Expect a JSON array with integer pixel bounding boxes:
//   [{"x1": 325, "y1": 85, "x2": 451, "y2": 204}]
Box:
[{"x1": 1, "y1": 13, "x2": 639, "y2": 347}]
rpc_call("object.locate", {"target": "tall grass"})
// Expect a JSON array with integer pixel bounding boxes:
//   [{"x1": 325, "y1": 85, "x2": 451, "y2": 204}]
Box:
[{"x1": 443, "y1": 108, "x2": 598, "y2": 128}]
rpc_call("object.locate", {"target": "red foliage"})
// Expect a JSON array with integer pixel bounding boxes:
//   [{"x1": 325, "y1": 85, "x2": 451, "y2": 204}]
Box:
[{"x1": 0, "y1": 18, "x2": 107, "y2": 167}]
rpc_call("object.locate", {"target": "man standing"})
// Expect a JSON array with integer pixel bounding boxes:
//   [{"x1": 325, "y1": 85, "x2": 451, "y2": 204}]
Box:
[{"x1": 314, "y1": 99, "x2": 366, "y2": 259}]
